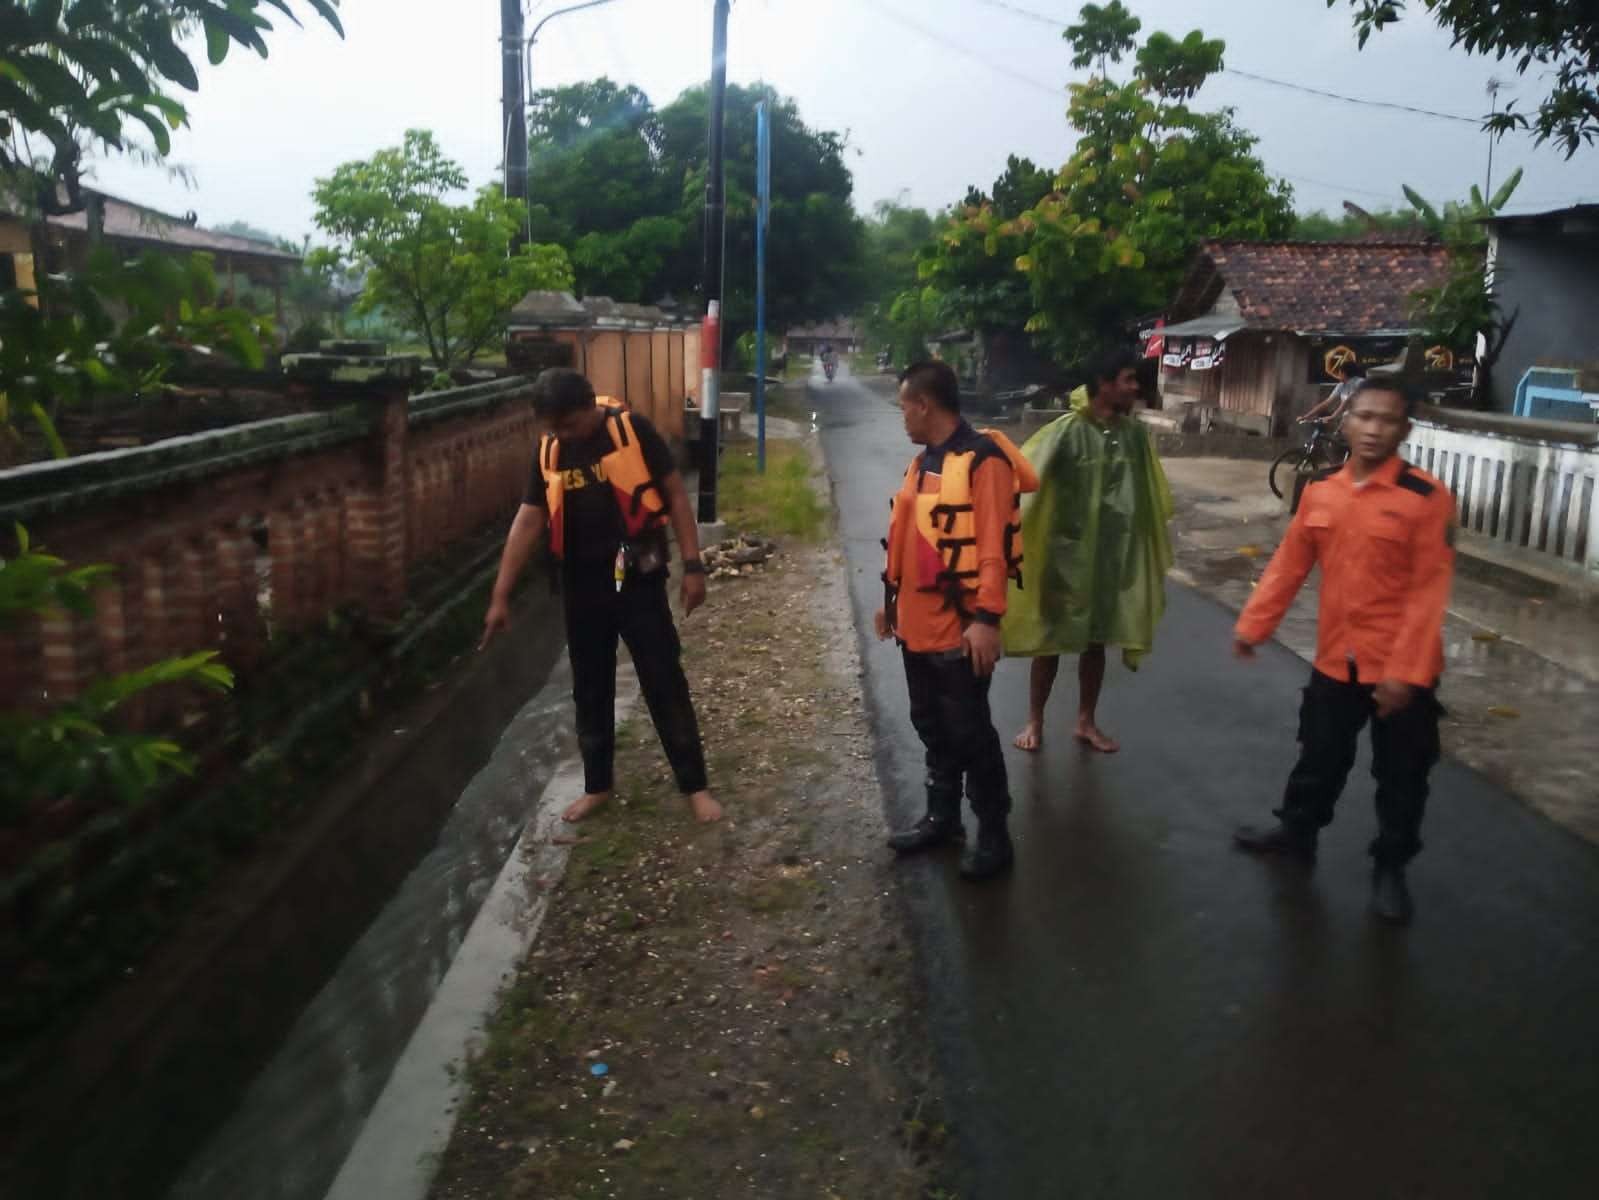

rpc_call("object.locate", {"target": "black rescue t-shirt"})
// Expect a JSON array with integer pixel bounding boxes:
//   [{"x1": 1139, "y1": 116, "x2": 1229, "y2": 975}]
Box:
[{"x1": 525, "y1": 411, "x2": 677, "y2": 568}]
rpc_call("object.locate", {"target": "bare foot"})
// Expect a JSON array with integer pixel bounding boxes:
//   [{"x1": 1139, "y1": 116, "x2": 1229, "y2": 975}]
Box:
[
  {"x1": 1013, "y1": 720, "x2": 1043, "y2": 752},
  {"x1": 1074, "y1": 722, "x2": 1120, "y2": 754},
  {"x1": 562, "y1": 791, "x2": 610, "y2": 822},
  {"x1": 687, "y1": 790, "x2": 724, "y2": 823}
]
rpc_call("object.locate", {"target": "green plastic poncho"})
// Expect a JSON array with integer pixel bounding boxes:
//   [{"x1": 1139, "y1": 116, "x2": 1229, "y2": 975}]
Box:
[{"x1": 1003, "y1": 406, "x2": 1175, "y2": 668}]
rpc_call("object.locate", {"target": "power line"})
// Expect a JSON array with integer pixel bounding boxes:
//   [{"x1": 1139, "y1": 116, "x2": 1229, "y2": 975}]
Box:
[
  {"x1": 971, "y1": 0, "x2": 1488, "y2": 126},
  {"x1": 862, "y1": 0, "x2": 1064, "y2": 99},
  {"x1": 972, "y1": 0, "x2": 1063, "y2": 29},
  {"x1": 1222, "y1": 68, "x2": 1481, "y2": 126},
  {"x1": 1278, "y1": 171, "x2": 1408, "y2": 204}
]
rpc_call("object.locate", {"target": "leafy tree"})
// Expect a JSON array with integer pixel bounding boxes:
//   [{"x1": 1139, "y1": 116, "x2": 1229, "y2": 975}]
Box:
[
  {"x1": 526, "y1": 79, "x2": 672, "y2": 247},
  {"x1": 213, "y1": 219, "x2": 286, "y2": 246},
  {"x1": 1136, "y1": 30, "x2": 1226, "y2": 100},
  {"x1": 1332, "y1": 1, "x2": 1599, "y2": 156},
  {"x1": 959, "y1": 156, "x2": 1054, "y2": 220},
  {"x1": 859, "y1": 200, "x2": 937, "y2": 364},
  {"x1": 990, "y1": 155, "x2": 1055, "y2": 219},
  {"x1": 1064, "y1": 1, "x2": 1143, "y2": 75},
  {"x1": 655, "y1": 82, "x2": 866, "y2": 337},
  {"x1": 210, "y1": 222, "x2": 359, "y2": 342},
  {"x1": 1291, "y1": 204, "x2": 1427, "y2": 239},
  {"x1": 1, "y1": 0, "x2": 343, "y2": 216},
  {"x1": 570, "y1": 216, "x2": 685, "y2": 304},
  {"x1": 312, "y1": 130, "x2": 575, "y2": 369},
  {"x1": 280, "y1": 243, "x2": 356, "y2": 336},
  {"x1": 1023, "y1": 77, "x2": 1292, "y2": 361},
  {"x1": 0, "y1": 248, "x2": 269, "y2": 462},
  {"x1": 1401, "y1": 169, "x2": 1525, "y2": 405},
  {"x1": 0, "y1": 1, "x2": 340, "y2": 458},
  {"x1": 916, "y1": 200, "x2": 1036, "y2": 345},
  {"x1": 920, "y1": 10, "x2": 1293, "y2": 368},
  {"x1": 902, "y1": 157, "x2": 1066, "y2": 380},
  {"x1": 520, "y1": 79, "x2": 866, "y2": 341}
]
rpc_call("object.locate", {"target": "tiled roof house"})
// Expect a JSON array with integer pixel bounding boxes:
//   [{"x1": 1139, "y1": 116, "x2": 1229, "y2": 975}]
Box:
[
  {"x1": 784, "y1": 319, "x2": 861, "y2": 353},
  {"x1": 1, "y1": 186, "x2": 301, "y2": 329},
  {"x1": 1157, "y1": 240, "x2": 1452, "y2": 435}
]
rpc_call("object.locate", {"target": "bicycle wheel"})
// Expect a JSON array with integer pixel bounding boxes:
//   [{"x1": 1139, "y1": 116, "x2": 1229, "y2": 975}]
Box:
[{"x1": 1269, "y1": 448, "x2": 1309, "y2": 500}]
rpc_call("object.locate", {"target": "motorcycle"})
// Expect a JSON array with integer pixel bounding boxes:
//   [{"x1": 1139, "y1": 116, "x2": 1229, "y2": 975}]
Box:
[{"x1": 823, "y1": 358, "x2": 837, "y2": 383}]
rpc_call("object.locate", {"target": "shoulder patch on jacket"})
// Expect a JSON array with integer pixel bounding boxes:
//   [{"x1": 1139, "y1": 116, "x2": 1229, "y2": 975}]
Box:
[{"x1": 1395, "y1": 464, "x2": 1435, "y2": 497}]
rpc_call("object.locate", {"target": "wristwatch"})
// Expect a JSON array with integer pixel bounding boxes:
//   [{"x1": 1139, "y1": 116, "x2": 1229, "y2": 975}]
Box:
[{"x1": 682, "y1": 558, "x2": 707, "y2": 576}]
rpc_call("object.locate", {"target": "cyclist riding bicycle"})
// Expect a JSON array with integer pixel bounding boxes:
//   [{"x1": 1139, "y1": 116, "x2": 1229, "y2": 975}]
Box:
[{"x1": 1299, "y1": 362, "x2": 1365, "y2": 428}]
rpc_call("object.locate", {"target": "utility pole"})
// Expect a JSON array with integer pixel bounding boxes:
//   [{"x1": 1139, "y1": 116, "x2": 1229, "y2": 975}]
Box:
[
  {"x1": 754, "y1": 100, "x2": 771, "y2": 474},
  {"x1": 500, "y1": 0, "x2": 529, "y2": 251},
  {"x1": 698, "y1": 0, "x2": 731, "y2": 524},
  {"x1": 1485, "y1": 77, "x2": 1504, "y2": 199}
]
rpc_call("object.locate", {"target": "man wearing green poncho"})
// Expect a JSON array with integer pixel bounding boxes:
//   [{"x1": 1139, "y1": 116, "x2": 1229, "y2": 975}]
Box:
[{"x1": 1006, "y1": 348, "x2": 1174, "y2": 753}]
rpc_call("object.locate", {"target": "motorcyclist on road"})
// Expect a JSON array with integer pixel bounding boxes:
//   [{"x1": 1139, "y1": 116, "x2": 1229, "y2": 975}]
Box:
[{"x1": 821, "y1": 342, "x2": 838, "y2": 381}]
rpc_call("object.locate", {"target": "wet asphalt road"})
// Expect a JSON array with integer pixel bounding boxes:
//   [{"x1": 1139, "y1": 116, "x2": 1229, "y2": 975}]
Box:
[{"x1": 811, "y1": 369, "x2": 1599, "y2": 1199}]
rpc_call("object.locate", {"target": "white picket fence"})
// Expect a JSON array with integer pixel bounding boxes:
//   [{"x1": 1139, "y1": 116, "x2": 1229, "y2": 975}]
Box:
[{"x1": 1402, "y1": 418, "x2": 1599, "y2": 578}]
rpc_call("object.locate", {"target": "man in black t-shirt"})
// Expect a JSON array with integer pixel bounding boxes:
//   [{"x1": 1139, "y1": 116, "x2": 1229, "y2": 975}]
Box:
[{"x1": 481, "y1": 369, "x2": 721, "y2": 824}]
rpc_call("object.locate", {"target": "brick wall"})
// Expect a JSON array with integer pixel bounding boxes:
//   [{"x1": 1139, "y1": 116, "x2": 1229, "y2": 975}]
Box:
[{"x1": 0, "y1": 373, "x2": 546, "y2": 728}]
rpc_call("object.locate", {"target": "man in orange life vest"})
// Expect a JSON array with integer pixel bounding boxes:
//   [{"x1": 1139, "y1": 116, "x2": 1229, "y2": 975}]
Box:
[
  {"x1": 1233, "y1": 378, "x2": 1454, "y2": 924},
  {"x1": 876, "y1": 361, "x2": 1039, "y2": 881},
  {"x1": 481, "y1": 369, "x2": 721, "y2": 825}
]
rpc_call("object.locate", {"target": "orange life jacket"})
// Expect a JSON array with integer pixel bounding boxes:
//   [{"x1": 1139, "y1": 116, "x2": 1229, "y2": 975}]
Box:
[
  {"x1": 884, "y1": 425, "x2": 1039, "y2": 617},
  {"x1": 538, "y1": 406, "x2": 668, "y2": 559}
]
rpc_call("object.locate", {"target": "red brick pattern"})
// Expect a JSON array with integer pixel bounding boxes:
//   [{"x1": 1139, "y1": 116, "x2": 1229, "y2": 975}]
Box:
[{"x1": 1, "y1": 363, "x2": 637, "y2": 846}]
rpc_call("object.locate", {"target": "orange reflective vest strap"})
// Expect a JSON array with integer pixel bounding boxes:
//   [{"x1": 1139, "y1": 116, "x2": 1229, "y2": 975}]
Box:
[
  {"x1": 883, "y1": 428, "x2": 1035, "y2": 614},
  {"x1": 975, "y1": 427, "x2": 1037, "y2": 593},
  {"x1": 538, "y1": 430, "x2": 564, "y2": 556},
  {"x1": 538, "y1": 407, "x2": 668, "y2": 560}
]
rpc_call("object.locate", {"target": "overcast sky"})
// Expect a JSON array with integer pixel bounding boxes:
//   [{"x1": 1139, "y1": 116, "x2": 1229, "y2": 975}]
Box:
[{"x1": 88, "y1": 0, "x2": 1599, "y2": 242}]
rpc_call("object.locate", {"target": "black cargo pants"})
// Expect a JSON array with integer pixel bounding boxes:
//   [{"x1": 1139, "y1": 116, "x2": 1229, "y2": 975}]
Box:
[
  {"x1": 563, "y1": 564, "x2": 708, "y2": 796},
  {"x1": 1277, "y1": 667, "x2": 1442, "y2": 866},
  {"x1": 902, "y1": 646, "x2": 1012, "y2": 828}
]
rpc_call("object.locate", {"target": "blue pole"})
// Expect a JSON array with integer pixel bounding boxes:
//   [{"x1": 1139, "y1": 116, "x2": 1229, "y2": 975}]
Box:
[{"x1": 754, "y1": 101, "x2": 770, "y2": 473}]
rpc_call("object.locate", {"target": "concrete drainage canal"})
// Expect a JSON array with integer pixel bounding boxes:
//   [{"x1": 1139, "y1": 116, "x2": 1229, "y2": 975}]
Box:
[{"x1": 12, "y1": 599, "x2": 583, "y2": 1200}]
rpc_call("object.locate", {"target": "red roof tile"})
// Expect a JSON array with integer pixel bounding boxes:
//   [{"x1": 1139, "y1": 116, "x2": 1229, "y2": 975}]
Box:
[{"x1": 1181, "y1": 240, "x2": 1451, "y2": 335}]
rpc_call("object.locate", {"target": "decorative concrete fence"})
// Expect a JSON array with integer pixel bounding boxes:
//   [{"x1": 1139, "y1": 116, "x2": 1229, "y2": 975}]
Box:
[
  {"x1": 1402, "y1": 412, "x2": 1599, "y2": 578},
  {"x1": 0, "y1": 367, "x2": 542, "y2": 718},
  {"x1": 505, "y1": 292, "x2": 695, "y2": 440}
]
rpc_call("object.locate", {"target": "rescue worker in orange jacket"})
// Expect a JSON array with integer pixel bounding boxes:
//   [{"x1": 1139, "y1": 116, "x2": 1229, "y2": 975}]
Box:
[
  {"x1": 1233, "y1": 378, "x2": 1455, "y2": 924},
  {"x1": 875, "y1": 361, "x2": 1039, "y2": 881},
  {"x1": 481, "y1": 368, "x2": 721, "y2": 826}
]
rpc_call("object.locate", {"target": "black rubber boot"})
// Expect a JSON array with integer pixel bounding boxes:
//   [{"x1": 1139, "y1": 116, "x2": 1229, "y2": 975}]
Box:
[
  {"x1": 959, "y1": 823, "x2": 1014, "y2": 882},
  {"x1": 1233, "y1": 822, "x2": 1318, "y2": 864},
  {"x1": 888, "y1": 782, "x2": 963, "y2": 855},
  {"x1": 1370, "y1": 865, "x2": 1414, "y2": 924},
  {"x1": 887, "y1": 813, "x2": 964, "y2": 854}
]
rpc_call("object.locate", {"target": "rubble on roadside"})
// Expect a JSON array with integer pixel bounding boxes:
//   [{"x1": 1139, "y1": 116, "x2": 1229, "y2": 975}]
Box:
[{"x1": 703, "y1": 532, "x2": 781, "y2": 580}]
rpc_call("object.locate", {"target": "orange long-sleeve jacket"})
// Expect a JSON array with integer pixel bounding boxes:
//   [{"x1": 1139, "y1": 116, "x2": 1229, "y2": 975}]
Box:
[
  {"x1": 1236, "y1": 455, "x2": 1456, "y2": 687},
  {"x1": 886, "y1": 424, "x2": 1020, "y2": 654}
]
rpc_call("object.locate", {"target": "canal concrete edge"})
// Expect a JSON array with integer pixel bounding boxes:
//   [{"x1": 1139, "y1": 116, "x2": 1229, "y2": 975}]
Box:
[{"x1": 324, "y1": 685, "x2": 641, "y2": 1200}]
